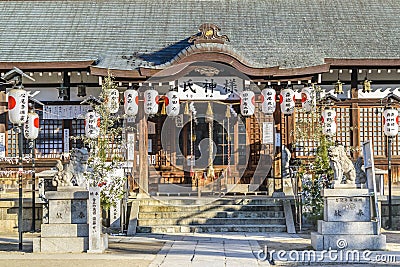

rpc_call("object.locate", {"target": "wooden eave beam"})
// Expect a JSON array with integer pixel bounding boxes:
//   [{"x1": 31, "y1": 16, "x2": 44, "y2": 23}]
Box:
[
  {"x1": 90, "y1": 66, "x2": 142, "y2": 78},
  {"x1": 325, "y1": 58, "x2": 400, "y2": 68},
  {"x1": 0, "y1": 61, "x2": 95, "y2": 70}
]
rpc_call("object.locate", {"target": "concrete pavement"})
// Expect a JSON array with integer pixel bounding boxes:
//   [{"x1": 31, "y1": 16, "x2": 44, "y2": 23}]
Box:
[{"x1": 0, "y1": 231, "x2": 399, "y2": 266}]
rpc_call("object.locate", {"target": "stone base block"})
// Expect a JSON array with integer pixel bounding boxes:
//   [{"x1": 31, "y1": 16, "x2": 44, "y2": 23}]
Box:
[
  {"x1": 311, "y1": 232, "x2": 386, "y2": 250},
  {"x1": 317, "y1": 220, "x2": 378, "y2": 235},
  {"x1": 32, "y1": 237, "x2": 41, "y2": 253},
  {"x1": 88, "y1": 234, "x2": 108, "y2": 253},
  {"x1": 39, "y1": 237, "x2": 88, "y2": 253},
  {"x1": 41, "y1": 224, "x2": 89, "y2": 237}
]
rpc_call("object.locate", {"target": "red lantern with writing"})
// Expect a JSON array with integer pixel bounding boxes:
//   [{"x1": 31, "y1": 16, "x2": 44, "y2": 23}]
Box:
[
  {"x1": 301, "y1": 86, "x2": 315, "y2": 113},
  {"x1": 106, "y1": 89, "x2": 120, "y2": 114},
  {"x1": 124, "y1": 89, "x2": 139, "y2": 116},
  {"x1": 240, "y1": 90, "x2": 255, "y2": 116},
  {"x1": 261, "y1": 88, "x2": 276, "y2": 114},
  {"x1": 383, "y1": 108, "x2": 399, "y2": 137},
  {"x1": 279, "y1": 89, "x2": 295, "y2": 115},
  {"x1": 8, "y1": 88, "x2": 28, "y2": 125},
  {"x1": 165, "y1": 91, "x2": 180, "y2": 117},
  {"x1": 144, "y1": 89, "x2": 159, "y2": 115},
  {"x1": 85, "y1": 111, "x2": 100, "y2": 139},
  {"x1": 321, "y1": 108, "x2": 337, "y2": 136},
  {"x1": 24, "y1": 112, "x2": 39, "y2": 140}
]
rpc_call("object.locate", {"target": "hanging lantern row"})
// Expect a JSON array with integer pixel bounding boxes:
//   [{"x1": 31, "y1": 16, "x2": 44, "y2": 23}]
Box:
[{"x1": 383, "y1": 108, "x2": 399, "y2": 137}]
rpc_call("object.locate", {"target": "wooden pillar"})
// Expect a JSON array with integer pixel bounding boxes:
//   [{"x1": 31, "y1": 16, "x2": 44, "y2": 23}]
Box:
[
  {"x1": 350, "y1": 68, "x2": 361, "y2": 159},
  {"x1": 138, "y1": 96, "x2": 149, "y2": 197}
]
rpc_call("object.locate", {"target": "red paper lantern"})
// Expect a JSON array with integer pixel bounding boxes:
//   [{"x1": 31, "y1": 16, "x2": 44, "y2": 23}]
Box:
[
  {"x1": 240, "y1": 90, "x2": 255, "y2": 116},
  {"x1": 144, "y1": 89, "x2": 159, "y2": 115},
  {"x1": 24, "y1": 112, "x2": 39, "y2": 140},
  {"x1": 280, "y1": 89, "x2": 295, "y2": 115},
  {"x1": 124, "y1": 89, "x2": 139, "y2": 116},
  {"x1": 261, "y1": 88, "x2": 276, "y2": 114},
  {"x1": 8, "y1": 88, "x2": 28, "y2": 125},
  {"x1": 165, "y1": 91, "x2": 180, "y2": 117},
  {"x1": 383, "y1": 108, "x2": 399, "y2": 137}
]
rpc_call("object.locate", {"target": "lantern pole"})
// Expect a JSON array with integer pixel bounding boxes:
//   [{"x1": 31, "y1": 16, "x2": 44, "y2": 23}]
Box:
[
  {"x1": 387, "y1": 135, "x2": 392, "y2": 229},
  {"x1": 30, "y1": 139, "x2": 36, "y2": 232},
  {"x1": 17, "y1": 123, "x2": 23, "y2": 250}
]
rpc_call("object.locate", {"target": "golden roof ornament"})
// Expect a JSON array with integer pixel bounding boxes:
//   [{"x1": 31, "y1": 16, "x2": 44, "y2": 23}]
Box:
[{"x1": 189, "y1": 23, "x2": 230, "y2": 44}]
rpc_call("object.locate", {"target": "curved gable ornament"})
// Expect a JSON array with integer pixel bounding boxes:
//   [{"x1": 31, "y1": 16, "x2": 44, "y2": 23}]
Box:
[{"x1": 189, "y1": 23, "x2": 230, "y2": 44}]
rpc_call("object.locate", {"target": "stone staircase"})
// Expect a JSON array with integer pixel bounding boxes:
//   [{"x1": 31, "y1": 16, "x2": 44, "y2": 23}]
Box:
[{"x1": 136, "y1": 198, "x2": 287, "y2": 233}]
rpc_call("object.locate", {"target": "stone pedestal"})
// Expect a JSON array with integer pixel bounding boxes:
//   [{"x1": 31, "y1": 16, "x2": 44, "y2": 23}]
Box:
[
  {"x1": 33, "y1": 187, "x2": 90, "y2": 253},
  {"x1": 311, "y1": 189, "x2": 386, "y2": 250}
]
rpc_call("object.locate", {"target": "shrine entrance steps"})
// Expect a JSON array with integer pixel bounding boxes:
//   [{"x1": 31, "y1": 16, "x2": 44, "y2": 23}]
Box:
[{"x1": 135, "y1": 197, "x2": 288, "y2": 233}]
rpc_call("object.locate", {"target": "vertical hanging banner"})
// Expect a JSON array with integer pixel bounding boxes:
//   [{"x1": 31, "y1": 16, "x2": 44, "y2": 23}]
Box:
[
  {"x1": 261, "y1": 88, "x2": 276, "y2": 114},
  {"x1": 63, "y1": 129, "x2": 70, "y2": 153},
  {"x1": 262, "y1": 122, "x2": 274, "y2": 144},
  {"x1": 321, "y1": 108, "x2": 337, "y2": 136},
  {"x1": 279, "y1": 89, "x2": 296, "y2": 115},
  {"x1": 127, "y1": 133, "x2": 135, "y2": 162},
  {"x1": 383, "y1": 108, "x2": 399, "y2": 137},
  {"x1": 88, "y1": 186, "x2": 102, "y2": 252}
]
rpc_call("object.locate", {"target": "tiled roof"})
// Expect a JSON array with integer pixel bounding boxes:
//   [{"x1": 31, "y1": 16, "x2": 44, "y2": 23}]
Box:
[{"x1": 1, "y1": 0, "x2": 400, "y2": 70}]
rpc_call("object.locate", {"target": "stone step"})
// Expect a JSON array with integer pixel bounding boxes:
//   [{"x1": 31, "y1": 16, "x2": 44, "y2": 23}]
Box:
[
  {"x1": 138, "y1": 210, "x2": 284, "y2": 219},
  {"x1": 136, "y1": 224, "x2": 286, "y2": 233},
  {"x1": 139, "y1": 204, "x2": 283, "y2": 213},
  {"x1": 137, "y1": 217, "x2": 285, "y2": 226},
  {"x1": 139, "y1": 198, "x2": 281, "y2": 206}
]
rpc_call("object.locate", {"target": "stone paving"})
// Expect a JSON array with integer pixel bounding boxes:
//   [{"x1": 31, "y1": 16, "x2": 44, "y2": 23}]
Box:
[{"x1": 0, "y1": 231, "x2": 399, "y2": 266}]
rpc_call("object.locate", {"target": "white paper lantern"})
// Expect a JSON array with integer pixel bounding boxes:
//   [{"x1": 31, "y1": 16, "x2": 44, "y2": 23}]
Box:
[
  {"x1": 85, "y1": 111, "x2": 100, "y2": 139},
  {"x1": 124, "y1": 89, "x2": 139, "y2": 116},
  {"x1": 144, "y1": 89, "x2": 159, "y2": 115},
  {"x1": 261, "y1": 88, "x2": 276, "y2": 114},
  {"x1": 240, "y1": 90, "x2": 255, "y2": 116},
  {"x1": 24, "y1": 112, "x2": 39, "y2": 140},
  {"x1": 321, "y1": 109, "x2": 337, "y2": 136},
  {"x1": 165, "y1": 91, "x2": 180, "y2": 117},
  {"x1": 383, "y1": 108, "x2": 399, "y2": 137},
  {"x1": 106, "y1": 89, "x2": 120, "y2": 114},
  {"x1": 8, "y1": 88, "x2": 28, "y2": 125},
  {"x1": 279, "y1": 89, "x2": 296, "y2": 115},
  {"x1": 301, "y1": 86, "x2": 316, "y2": 113}
]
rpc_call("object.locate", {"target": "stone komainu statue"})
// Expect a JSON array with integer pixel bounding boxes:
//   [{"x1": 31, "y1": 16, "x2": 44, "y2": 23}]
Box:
[
  {"x1": 52, "y1": 148, "x2": 89, "y2": 187},
  {"x1": 328, "y1": 145, "x2": 356, "y2": 186},
  {"x1": 354, "y1": 156, "x2": 367, "y2": 187}
]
